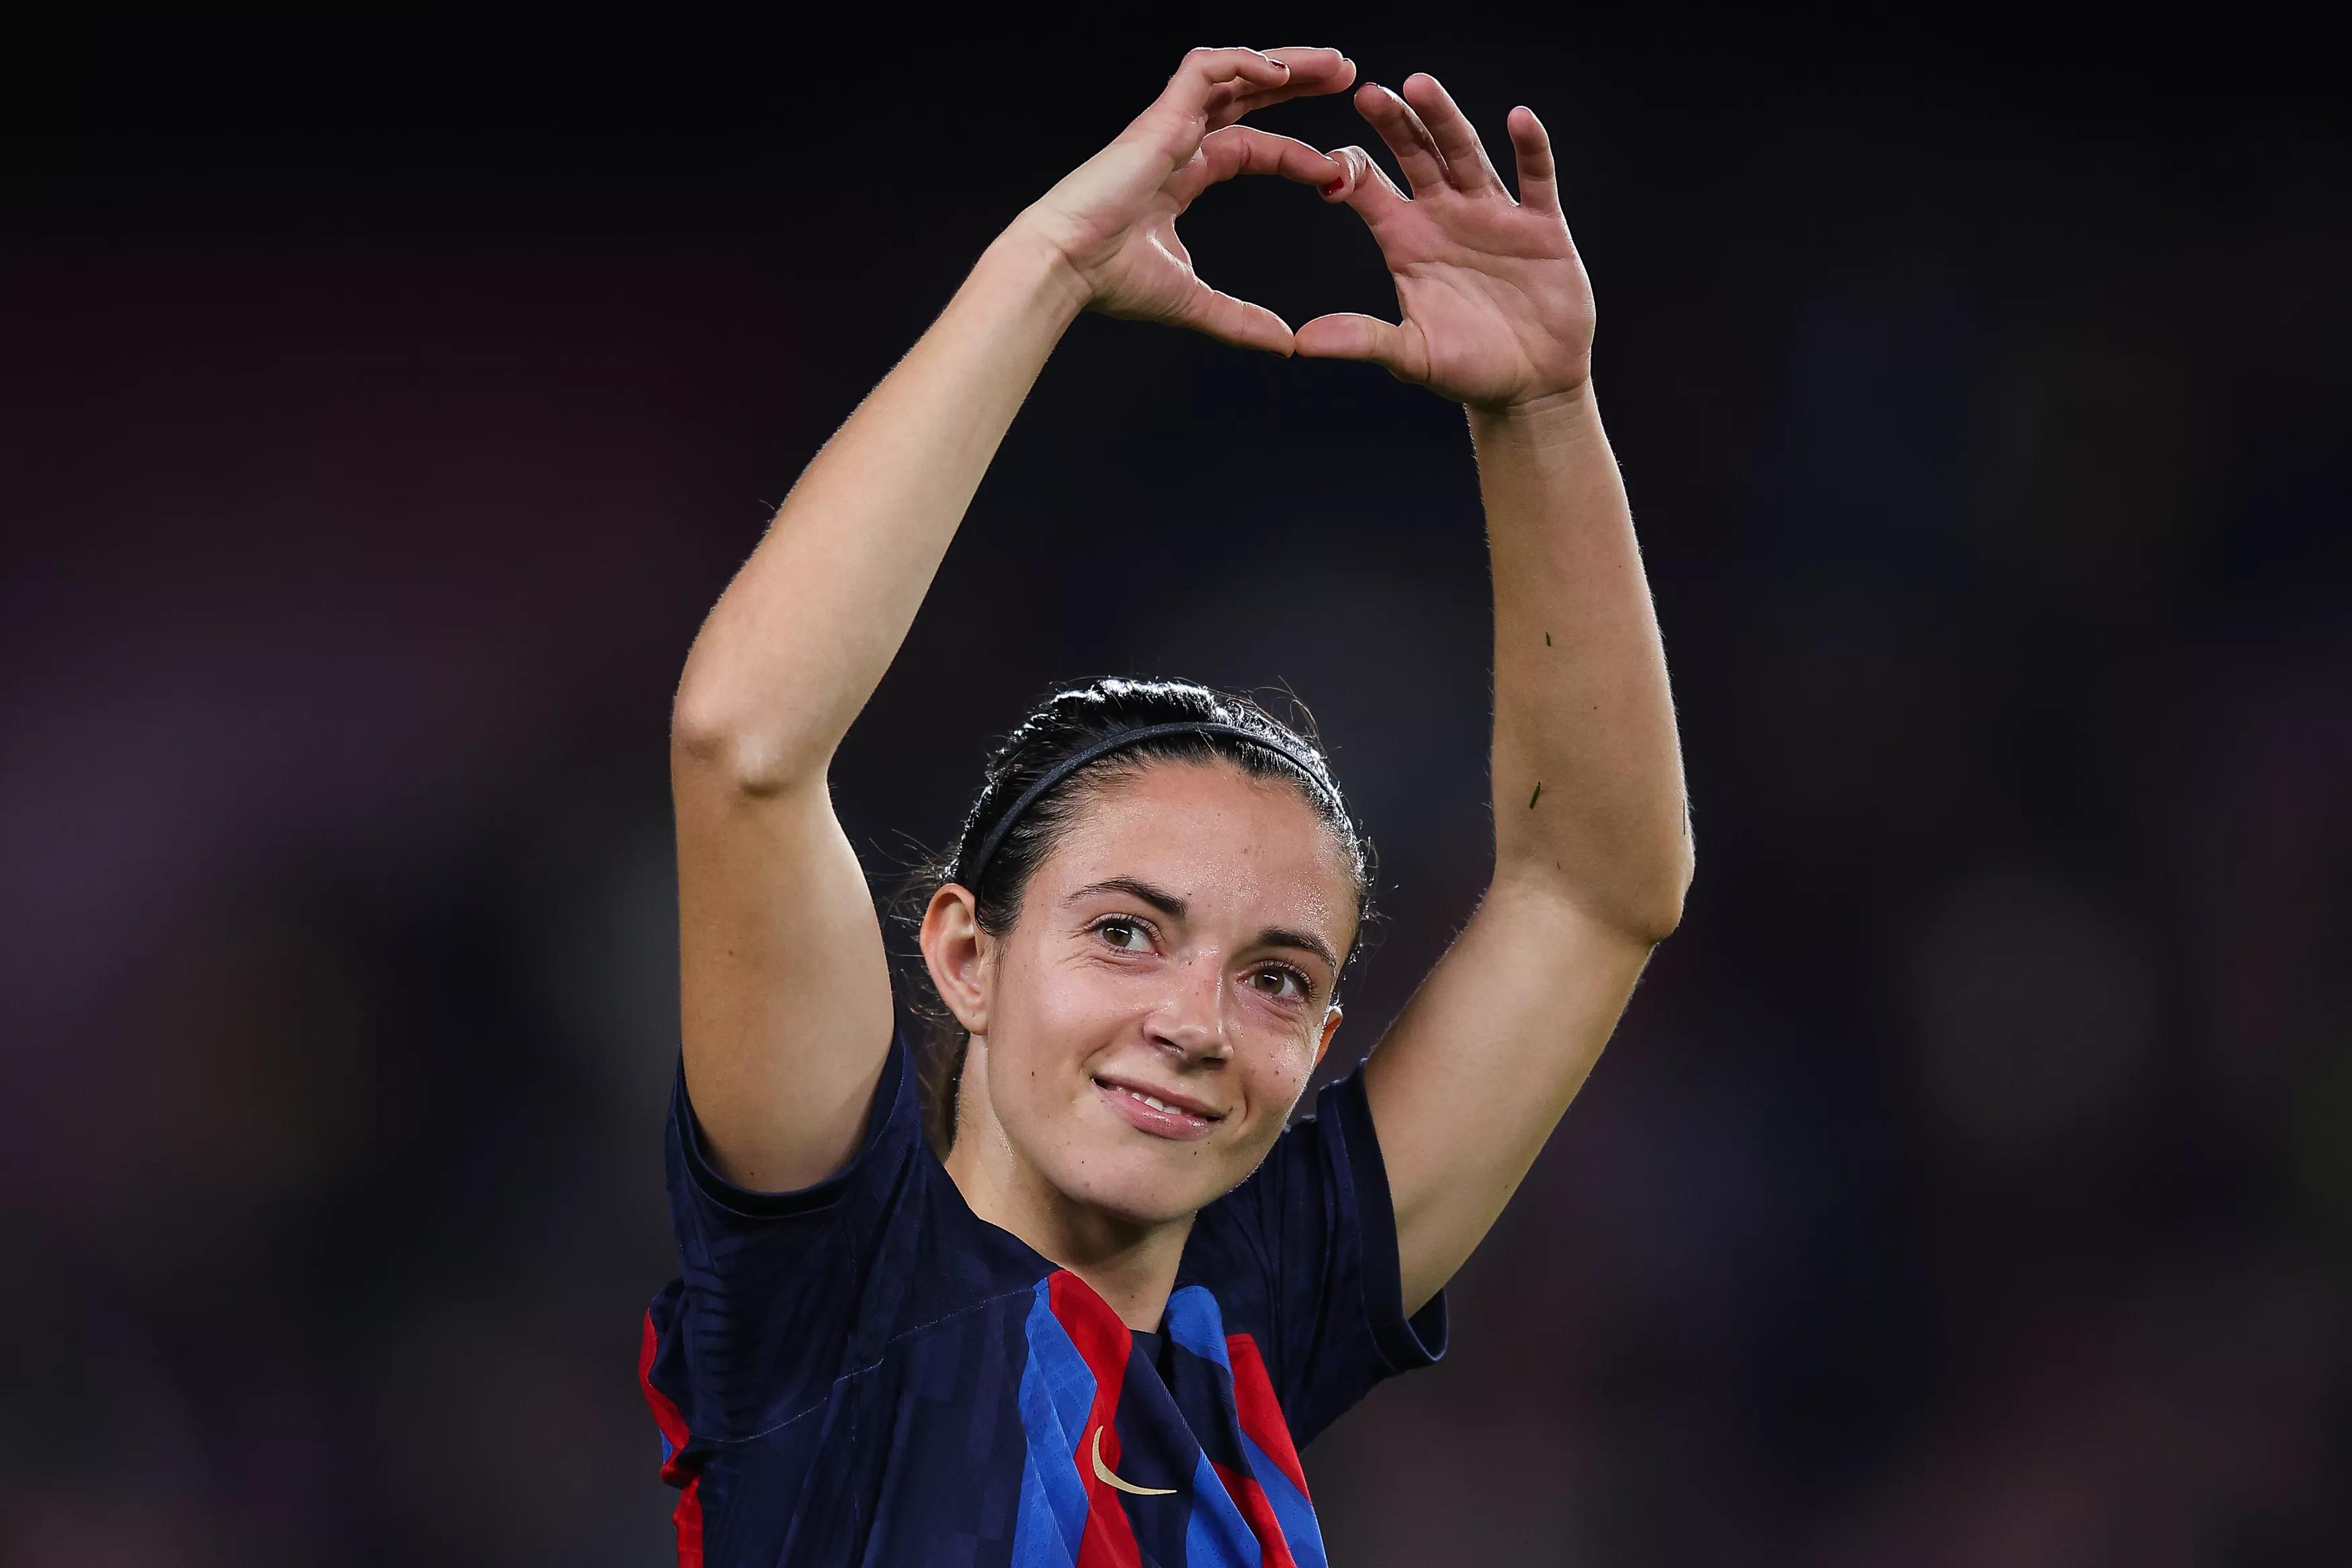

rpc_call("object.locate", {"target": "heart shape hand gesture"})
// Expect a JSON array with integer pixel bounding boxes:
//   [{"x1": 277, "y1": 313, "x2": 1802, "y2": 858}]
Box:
[{"x1": 1013, "y1": 47, "x2": 1596, "y2": 412}]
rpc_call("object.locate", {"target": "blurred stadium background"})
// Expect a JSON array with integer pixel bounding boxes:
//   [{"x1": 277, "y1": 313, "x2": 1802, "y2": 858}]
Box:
[{"x1": 4, "y1": 21, "x2": 2346, "y2": 1565}]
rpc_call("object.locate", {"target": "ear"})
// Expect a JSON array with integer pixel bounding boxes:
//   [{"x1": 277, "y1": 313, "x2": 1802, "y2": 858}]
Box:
[
  {"x1": 919, "y1": 883, "x2": 994, "y2": 1035},
  {"x1": 1312, "y1": 1004, "x2": 1344, "y2": 1067}
]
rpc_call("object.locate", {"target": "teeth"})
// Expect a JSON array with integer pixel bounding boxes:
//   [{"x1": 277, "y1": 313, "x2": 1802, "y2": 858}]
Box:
[{"x1": 1118, "y1": 1086, "x2": 1196, "y2": 1119}]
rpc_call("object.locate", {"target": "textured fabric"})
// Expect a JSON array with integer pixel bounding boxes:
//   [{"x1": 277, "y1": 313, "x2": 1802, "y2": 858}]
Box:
[{"x1": 639, "y1": 1026, "x2": 1448, "y2": 1567}]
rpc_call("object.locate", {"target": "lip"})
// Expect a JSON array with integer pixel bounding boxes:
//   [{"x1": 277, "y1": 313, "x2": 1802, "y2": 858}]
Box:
[{"x1": 1091, "y1": 1074, "x2": 1225, "y2": 1142}]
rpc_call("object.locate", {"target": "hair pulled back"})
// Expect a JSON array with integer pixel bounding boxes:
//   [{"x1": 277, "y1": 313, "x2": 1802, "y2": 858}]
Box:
[{"x1": 891, "y1": 676, "x2": 1377, "y2": 1157}]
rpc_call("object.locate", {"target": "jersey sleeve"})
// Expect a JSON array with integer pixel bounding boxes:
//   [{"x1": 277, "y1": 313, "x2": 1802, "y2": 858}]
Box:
[
  {"x1": 639, "y1": 1027, "x2": 923, "y2": 1454},
  {"x1": 1185, "y1": 1057, "x2": 1450, "y2": 1448}
]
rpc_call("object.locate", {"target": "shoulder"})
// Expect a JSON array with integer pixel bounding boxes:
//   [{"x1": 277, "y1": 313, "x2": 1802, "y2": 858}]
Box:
[{"x1": 650, "y1": 1024, "x2": 1049, "y2": 1436}]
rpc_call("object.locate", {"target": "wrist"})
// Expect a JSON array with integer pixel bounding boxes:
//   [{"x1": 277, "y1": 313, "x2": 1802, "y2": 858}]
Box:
[
  {"x1": 1468, "y1": 376, "x2": 1596, "y2": 435},
  {"x1": 977, "y1": 218, "x2": 1093, "y2": 328}
]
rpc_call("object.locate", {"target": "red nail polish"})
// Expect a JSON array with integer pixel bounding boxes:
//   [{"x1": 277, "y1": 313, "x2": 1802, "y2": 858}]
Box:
[{"x1": 1321, "y1": 177, "x2": 1345, "y2": 195}]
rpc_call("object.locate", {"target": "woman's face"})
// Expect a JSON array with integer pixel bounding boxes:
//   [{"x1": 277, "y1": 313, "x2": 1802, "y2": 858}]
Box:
[{"x1": 942, "y1": 760, "x2": 1357, "y2": 1227}]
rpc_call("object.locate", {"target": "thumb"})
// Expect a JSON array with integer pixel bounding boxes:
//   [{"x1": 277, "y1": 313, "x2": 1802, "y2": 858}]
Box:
[
  {"x1": 1173, "y1": 279, "x2": 1298, "y2": 357},
  {"x1": 1294, "y1": 312, "x2": 1420, "y2": 379}
]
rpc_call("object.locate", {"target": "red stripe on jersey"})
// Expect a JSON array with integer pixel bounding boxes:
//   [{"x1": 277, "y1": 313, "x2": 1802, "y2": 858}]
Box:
[
  {"x1": 1225, "y1": 1332, "x2": 1310, "y2": 1499},
  {"x1": 638, "y1": 1310, "x2": 706, "y2": 1568},
  {"x1": 1046, "y1": 1270, "x2": 1146, "y2": 1568},
  {"x1": 1210, "y1": 1458, "x2": 1298, "y2": 1568}
]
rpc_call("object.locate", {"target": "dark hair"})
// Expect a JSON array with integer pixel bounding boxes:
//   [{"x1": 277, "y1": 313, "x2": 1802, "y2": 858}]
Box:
[{"x1": 889, "y1": 676, "x2": 1378, "y2": 1156}]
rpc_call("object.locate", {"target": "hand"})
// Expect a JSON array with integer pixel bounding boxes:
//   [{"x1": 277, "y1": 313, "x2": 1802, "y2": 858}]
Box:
[
  {"x1": 1011, "y1": 46, "x2": 1357, "y2": 355},
  {"x1": 1300, "y1": 75, "x2": 1595, "y2": 408}
]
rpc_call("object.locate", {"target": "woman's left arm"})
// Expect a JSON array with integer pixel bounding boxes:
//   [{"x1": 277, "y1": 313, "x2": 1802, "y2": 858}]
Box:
[{"x1": 1299, "y1": 74, "x2": 1693, "y2": 1315}]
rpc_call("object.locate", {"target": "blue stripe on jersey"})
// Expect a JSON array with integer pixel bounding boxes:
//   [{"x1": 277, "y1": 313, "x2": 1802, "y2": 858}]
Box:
[
  {"x1": 1163, "y1": 1285, "x2": 1231, "y2": 1370},
  {"x1": 1180, "y1": 1448, "x2": 1266, "y2": 1568},
  {"x1": 1243, "y1": 1431, "x2": 1326, "y2": 1568},
  {"x1": 1011, "y1": 1278, "x2": 1097, "y2": 1568}
]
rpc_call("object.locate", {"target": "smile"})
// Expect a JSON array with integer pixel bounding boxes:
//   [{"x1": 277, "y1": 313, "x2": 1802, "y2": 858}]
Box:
[{"x1": 1091, "y1": 1075, "x2": 1224, "y2": 1141}]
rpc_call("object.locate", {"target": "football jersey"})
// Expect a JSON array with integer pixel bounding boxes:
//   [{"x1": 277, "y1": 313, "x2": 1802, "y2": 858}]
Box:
[{"x1": 638, "y1": 1024, "x2": 1449, "y2": 1566}]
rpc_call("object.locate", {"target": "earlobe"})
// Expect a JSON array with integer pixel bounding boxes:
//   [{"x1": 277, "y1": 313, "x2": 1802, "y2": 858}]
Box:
[{"x1": 919, "y1": 883, "x2": 991, "y2": 1035}]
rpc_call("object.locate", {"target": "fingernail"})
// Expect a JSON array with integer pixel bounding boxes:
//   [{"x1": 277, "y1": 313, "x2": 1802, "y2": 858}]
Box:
[{"x1": 1321, "y1": 177, "x2": 1346, "y2": 195}]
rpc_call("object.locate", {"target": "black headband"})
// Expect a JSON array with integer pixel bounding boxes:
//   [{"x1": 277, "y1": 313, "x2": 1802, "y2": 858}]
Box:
[{"x1": 956, "y1": 721, "x2": 1347, "y2": 889}]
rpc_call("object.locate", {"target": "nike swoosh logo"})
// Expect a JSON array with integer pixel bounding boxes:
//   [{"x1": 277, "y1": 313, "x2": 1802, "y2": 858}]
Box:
[{"x1": 1091, "y1": 1425, "x2": 1176, "y2": 1497}]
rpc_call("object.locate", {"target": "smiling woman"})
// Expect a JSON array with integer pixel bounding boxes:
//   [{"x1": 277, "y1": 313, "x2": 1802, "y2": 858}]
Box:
[
  {"x1": 643, "y1": 42, "x2": 1690, "y2": 1568},
  {"x1": 900, "y1": 682, "x2": 1372, "y2": 1246}
]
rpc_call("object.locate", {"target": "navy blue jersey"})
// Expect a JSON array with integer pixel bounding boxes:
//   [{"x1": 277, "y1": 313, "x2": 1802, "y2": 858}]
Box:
[{"x1": 638, "y1": 1025, "x2": 1448, "y2": 1566}]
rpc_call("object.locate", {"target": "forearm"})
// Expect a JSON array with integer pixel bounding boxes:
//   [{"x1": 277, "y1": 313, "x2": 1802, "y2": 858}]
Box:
[
  {"x1": 673, "y1": 225, "x2": 1089, "y2": 788},
  {"x1": 1472, "y1": 383, "x2": 1691, "y2": 939}
]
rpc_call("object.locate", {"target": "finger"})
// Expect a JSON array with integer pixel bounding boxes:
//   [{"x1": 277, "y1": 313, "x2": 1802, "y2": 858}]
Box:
[
  {"x1": 1506, "y1": 104, "x2": 1562, "y2": 214},
  {"x1": 1194, "y1": 125, "x2": 1343, "y2": 193},
  {"x1": 1293, "y1": 312, "x2": 1421, "y2": 379},
  {"x1": 1174, "y1": 281, "x2": 1296, "y2": 357},
  {"x1": 1263, "y1": 44, "x2": 1353, "y2": 87},
  {"x1": 1320, "y1": 144, "x2": 1410, "y2": 222},
  {"x1": 1353, "y1": 82, "x2": 1449, "y2": 196},
  {"x1": 1206, "y1": 46, "x2": 1356, "y2": 128},
  {"x1": 1158, "y1": 46, "x2": 1296, "y2": 121},
  {"x1": 1398, "y1": 73, "x2": 1505, "y2": 197}
]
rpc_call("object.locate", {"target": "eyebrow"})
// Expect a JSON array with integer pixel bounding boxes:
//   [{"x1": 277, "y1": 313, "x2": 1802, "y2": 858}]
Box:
[{"x1": 1064, "y1": 876, "x2": 1341, "y2": 975}]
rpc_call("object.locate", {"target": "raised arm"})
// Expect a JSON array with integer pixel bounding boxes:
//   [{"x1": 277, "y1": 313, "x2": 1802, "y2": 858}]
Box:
[
  {"x1": 669, "y1": 47, "x2": 1355, "y2": 1190},
  {"x1": 1296, "y1": 75, "x2": 1693, "y2": 1312}
]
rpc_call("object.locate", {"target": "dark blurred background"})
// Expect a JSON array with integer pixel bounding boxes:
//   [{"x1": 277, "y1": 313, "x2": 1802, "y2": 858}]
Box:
[{"x1": 5, "y1": 18, "x2": 2347, "y2": 1565}]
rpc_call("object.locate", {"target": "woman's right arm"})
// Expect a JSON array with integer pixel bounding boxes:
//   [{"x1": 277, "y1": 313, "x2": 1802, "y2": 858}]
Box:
[
  {"x1": 670, "y1": 46, "x2": 1357, "y2": 1192},
  {"x1": 670, "y1": 232, "x2": 1085, "y2": 1192}
]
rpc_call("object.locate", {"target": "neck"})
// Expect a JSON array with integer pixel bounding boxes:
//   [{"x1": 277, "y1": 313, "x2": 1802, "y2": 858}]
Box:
[{"x1": 943, "y1": 1079, "x2": 1193, "y2": 1332}]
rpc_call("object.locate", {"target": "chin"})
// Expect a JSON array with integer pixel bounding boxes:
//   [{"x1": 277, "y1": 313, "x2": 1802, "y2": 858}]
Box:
[{"x1": 1050, "y1": 1139, "x2": 1236, "y2": 1227}]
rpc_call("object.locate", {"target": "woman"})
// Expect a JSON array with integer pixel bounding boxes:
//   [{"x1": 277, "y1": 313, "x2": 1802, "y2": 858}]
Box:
[{"x1": 640, "y1": 44, "x2": 1691, "y2": 1567}]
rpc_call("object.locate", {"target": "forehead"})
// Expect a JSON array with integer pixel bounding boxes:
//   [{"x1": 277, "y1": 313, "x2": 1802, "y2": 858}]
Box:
[{"x1": 1037, "y1": 760, "x2": 1355, "y2": 928}]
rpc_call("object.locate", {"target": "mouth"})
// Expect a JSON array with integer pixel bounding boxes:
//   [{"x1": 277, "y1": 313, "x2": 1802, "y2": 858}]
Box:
[{"x1": 1091, "y1": 1074, "x2": 1226, "y2": 1142}]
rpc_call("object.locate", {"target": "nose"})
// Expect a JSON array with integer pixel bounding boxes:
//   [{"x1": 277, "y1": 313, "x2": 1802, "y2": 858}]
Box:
[{"x1": 1146, "y1": 951, "x2": 1232, "y2": 1067}]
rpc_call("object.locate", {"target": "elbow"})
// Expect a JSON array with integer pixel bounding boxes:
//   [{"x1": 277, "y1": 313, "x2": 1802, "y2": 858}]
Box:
[
  {"x1": 1578, "y1": 818, "x2": 1697, "y2": 947},
  {"x1": 1591, "y1": 848, "x2": 1690, "y2": 948},
  {"x1": 670, "y1": 690, "x2": 823, "y2": 798},
  {"x1": 1628, "y1": 844, "x2": 1694, "y2": 946},
  {"x1": 1503, "y1": 837, "x2": 1693, "y2": 948},
  {"x1": 1632, "y1": 814, "x2": 1698, "y2": 945}
]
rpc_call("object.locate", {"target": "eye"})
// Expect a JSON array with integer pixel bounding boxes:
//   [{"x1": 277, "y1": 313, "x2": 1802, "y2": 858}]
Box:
[
  {"x1": 1252, "y1": 964, "x2": 1313, "y2": 1004},
  {"x1": 1095, "y1": 917, "x2": 1154, "y2": 953}
]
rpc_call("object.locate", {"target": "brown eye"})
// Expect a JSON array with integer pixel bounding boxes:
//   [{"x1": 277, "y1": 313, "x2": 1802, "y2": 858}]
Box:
[
  {"x1": 1098, "y1": 919, "x2": 1148, "y2": 951},
  {"x1": 1255, "y1": 965, "x2": 1310, "y2": 1002}
]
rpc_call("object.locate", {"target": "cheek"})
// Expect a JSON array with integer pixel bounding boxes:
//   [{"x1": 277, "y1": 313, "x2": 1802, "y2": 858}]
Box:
[
  {"x1": 1241, "y1": 1039, "x2": 1320, "y2": 1121},
  {"x1": 991, "y1": 956, "x2": 1125, "y2": 1096},
  {"x1": 1027, "y1": 970, "x2": 1128, "y2": 1060}
]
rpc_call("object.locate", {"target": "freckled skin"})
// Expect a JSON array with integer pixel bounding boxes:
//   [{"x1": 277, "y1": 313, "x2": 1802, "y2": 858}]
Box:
[{"x1": 936, "y1": 761, "x2": 1357, "y2": 1246}]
